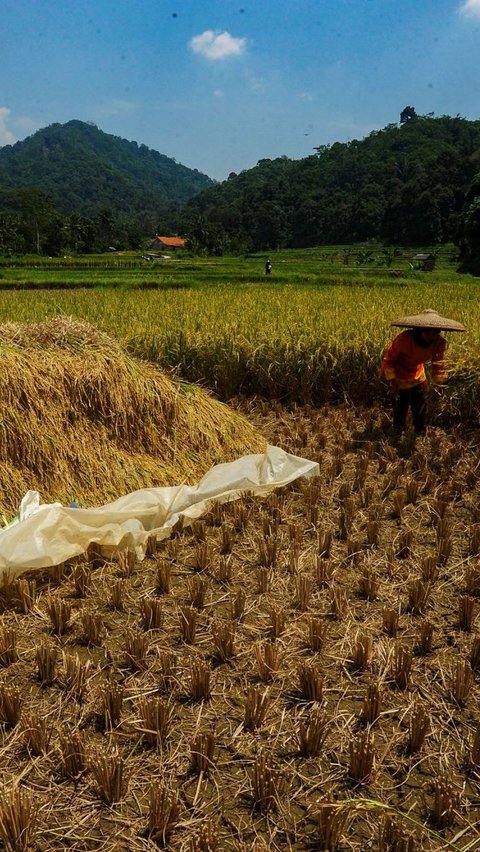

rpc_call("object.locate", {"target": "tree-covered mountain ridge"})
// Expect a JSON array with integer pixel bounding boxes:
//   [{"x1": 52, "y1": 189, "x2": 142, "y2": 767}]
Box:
[
  {"x1": 0, "y1": 119, "x2": 215, "y2": 217},
  {"x1": 181, "y1": 114, "x2": 480, "y2": 252}
]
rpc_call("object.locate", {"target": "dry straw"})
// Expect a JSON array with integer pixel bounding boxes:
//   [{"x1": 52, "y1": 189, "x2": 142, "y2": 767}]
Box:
[
  {"x1": 0, "y1": 317, "x2": 265, "y2": 515},
  {"x1": 0, "y1": 786, "x2": 38, "y2": 852}
]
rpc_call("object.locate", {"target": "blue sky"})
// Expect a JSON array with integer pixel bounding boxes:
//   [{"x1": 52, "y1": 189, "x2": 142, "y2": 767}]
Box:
[{"x1": 1, "y1": 0, "x2": 480, "y2": 180}]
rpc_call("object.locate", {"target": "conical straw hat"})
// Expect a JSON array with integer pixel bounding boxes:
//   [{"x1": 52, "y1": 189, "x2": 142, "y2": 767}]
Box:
[{"x1": 390, "y1": 309, "x2": 465, "y2": 332}]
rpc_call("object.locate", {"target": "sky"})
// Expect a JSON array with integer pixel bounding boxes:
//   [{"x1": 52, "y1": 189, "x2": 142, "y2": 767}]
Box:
[{"x1": 1, "y1": 0, "x2": 480, "y2": 181}]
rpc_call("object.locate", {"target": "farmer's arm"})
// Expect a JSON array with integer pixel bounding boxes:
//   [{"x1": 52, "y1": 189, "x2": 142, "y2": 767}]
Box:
[{"x1": 381, "y1": 336, "x2": 401, "y2": 383}]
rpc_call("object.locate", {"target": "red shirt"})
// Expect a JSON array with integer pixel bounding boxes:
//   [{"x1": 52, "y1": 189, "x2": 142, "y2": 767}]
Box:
[{"x1": 381, "y1": 330, "x2": 447, "y2": 389}]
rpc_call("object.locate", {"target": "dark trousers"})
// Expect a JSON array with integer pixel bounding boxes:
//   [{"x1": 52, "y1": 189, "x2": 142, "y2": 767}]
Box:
[{"x1": 393, "y1": 384, "x2": 427, "y2": 436}]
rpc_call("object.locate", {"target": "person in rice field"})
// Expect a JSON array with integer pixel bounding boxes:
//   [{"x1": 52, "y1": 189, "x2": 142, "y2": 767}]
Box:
[{"x1": 381, "y1": 309, "x2": 465, "y2": 438}]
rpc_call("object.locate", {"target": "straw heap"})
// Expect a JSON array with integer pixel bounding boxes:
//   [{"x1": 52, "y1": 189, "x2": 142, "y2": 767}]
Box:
[{"x1": 0, "y1": 317, "x2": 265, "y2": 515}]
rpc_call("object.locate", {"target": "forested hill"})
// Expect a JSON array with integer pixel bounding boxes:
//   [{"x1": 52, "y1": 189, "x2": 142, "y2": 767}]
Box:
[
  {"x1": 181, "y1": 115, "x2": 480, "y2": 251},
  {"x1": 0, "y1": 120, "x2": 214, "y2": 217}
]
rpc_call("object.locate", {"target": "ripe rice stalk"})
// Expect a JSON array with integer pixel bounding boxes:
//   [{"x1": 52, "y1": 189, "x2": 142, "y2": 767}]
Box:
[
  {"x1": 0, "y1": 685, "x2": 22, "y2": 728},
  {"x1": 307, "y1": 617, "x2": 327, "y2": 653},
  {"x1": 470, "y1": 721, "x2": 480, "y2": 768},
  {"x1": 312, "y1": 799, "x2": 348, "y2": 852},
  {"x1": 420, "y1": 555, "x2": 439, "y2": 583},
  {"x1": 297, "y1": 663, "x2": 324, "y2": 702},
  {"x1": 110, "y1": 579, "x2": 126, "y2": 611},
  {"x1": 146, "y1": 783, "x2": 180, "y2": 847},
  {"x1": 124, "y1": 629, "x2": 149, "y2": 671},
  {"x1": 415, "y1": 619, "x2": 434, "y2": 656},
  {"x1": 348, "y1": 730, "x2": 375, "y2": 782},
  {"x1": 395, "y1": 530, "x2": 413, "y2": 560},
  {"x1": 0, "y1": 786, "x2": 38, "y2": 852},
  {"x1": 158, "y1": 651, "x2": 177, "y2": 693},
  {"x1": 230, "y1": 589, "x2": 246, "y2": 622},
  {"x1": 189, "y1": 820, "x2": 219, "y2": 852},
  {"x1": 467, "y1": 525, "x2": 480, "y2": 557},
  {"x1": 255, "y1": 567, "x2": 270, "y2": 595},
  {"x1": 155, "y1": 559, "x2": 171, "y2": 595},
  {"x1": 35, "y1": 641, "x2": 57, "y2": 686},
  {"x1": 267, "y1": 605, "x2": 286, "y2": 638},
  {"x1": 358, "y1": 566, "x2": 378, "y2": 601},
  {"x1": 190, "y1": 731, "x2": 216, "y2": 775},
  {"x1": 365, "y1": 520, "x2": 380, "y2": 548},
  {"x1": 62, "y1": 652, "x2": 91, "y2": 701},
  {"x1": 317, "y1": 529, "x2": 332, "y2": 558},
  {"x1": 212, "y1": 620, "x2": 236, "y2": 662},
  {"x1": 80, "y1": 611, "x2": 104, "y2": 646},
  {"x1": 254, "y1": 642, "x2": 281, "y2": 683},
  {"x1": 378, "y1": 815, "x2": 416, "y2": 852},
  {"x1": 14, "y1": 579, "x2": 36, "y2": 613},
  {"x1": 470, "y1": 635, "x2": 480, "y2": 672},
  {"x1": 187, "y1": 576, "x2": 208, "y2": 611},
  {"x1": 347, "y1": 539, "x2": 362, "y2": 567},
  {"x1": 73, "y1": 564, "x2": 92, "y2": 597},
  {"x1": 431, "y1": 774, "x2": 462, "y2": 829},
  {"x1": 405, "y1": 479, "x2": 419, "y2": 505},
  {"x1": 464, "y1": 563, "x2": 480, "y2": 596},
  {"x1": 89, "y1": 746, "x2": 127, "y2": 805},
  {"x1": 243, "y1": 686, "x2": 271, "y2": 731},
  {"x1": 315, "y1": 556, "x2": 334, "y2": 588},
  {"x1": 45, "y1": 596, "x2": 71, "y2": 636},
  {"x1": 338, "y1": 498, "x2": 355, "y2": 540},
  {"x1": 192, "y1": 520, "x2": 206, "y2": 542},
  {"x1": 448, "y1": 660, "x2": 473, "y2": 707},
  {"x1": 361, "y1": 682, "x2": 382, "y2": 726},
  {"x1": 295, "y1": 573, "x2": 312, "y2": 611},
  {"x1": 58, "y1": 730, "x2": 87, "y2": 783},
  {"x1": 189, "y1": 659, "x2": 211, "y2": 701},
  {"x1": 179, "y1": 606, "x2": 198, "y2": 644},
  {"x1": 21, "y1": 711, "x2": 50, "y2": 755},
  {"x1": 101, "y1": 682, "x2": 124, "y2": 731},
  {"x1": 136, "y1": 696, "x2": 172, "y2": 746},
  {"x1": 391, "y1": 490, "x2": 406, "y2": 520},
  {"x1": 192, "y1": 542, "x2": 212, "y2": 573},
  {"x1": 406, "y1": 702, "x2": 430, "y2": 754},
  {"x1": 407, "y1": 578, "x2": 431, "y2": 615},
  {"x1": 330, "y1": 587, "x2": 348, "y2": 621},
  {"x1": 458, "y1": 595, "x2": 476, "y2": 631},
  {"x1": 436, "y1": 535, "x2": 452, "y2": 567},
  {"x1": 0, "y1": 627, "x2": 18, "y2": 668},
  {"x1": 382, "y1": 608, "x2": 399, "y2": 638},
  {"x1": 220, "y1": 524, "x2": 235, "y2": 555},
  {"x1": 258, "y1": 535, "x2": 278, "y2": 568},
  {"x1": 251, "y1": 753, "x2": 283, "y2": 813},
  {"x1": 139, "y1": 596, "x2": 163, "y2": 630},
  {"x1": 349, "y1": 633, "x2": 373, "y2": 671},
  {"x1": 117, "y1": 548, "x2": 136, "y2": 577},
  {"x1": 215, "y1": 555, "x2": 233, "y2": 585},
  {"x1": 390, "y1": 644, "x2": 413, "y2": 691},
  {"x1": 296, "y1": 708, "x2": 329, "y2": 757}
]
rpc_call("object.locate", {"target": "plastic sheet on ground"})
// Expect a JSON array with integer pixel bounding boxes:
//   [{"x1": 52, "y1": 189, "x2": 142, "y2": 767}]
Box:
[{"x1": 0, "y1": 445, "x2": 319, "y2": 577}]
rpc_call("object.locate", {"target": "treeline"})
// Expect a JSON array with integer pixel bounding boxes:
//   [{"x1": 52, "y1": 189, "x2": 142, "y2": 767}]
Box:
[{"x1": 179, "y1": 114, "x2": 480, "y2": 264}]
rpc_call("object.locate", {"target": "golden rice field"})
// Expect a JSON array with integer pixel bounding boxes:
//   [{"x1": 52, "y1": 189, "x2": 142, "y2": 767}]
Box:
[{"x1": 0, "y1": 252, "x2": 479, "y2": 419}]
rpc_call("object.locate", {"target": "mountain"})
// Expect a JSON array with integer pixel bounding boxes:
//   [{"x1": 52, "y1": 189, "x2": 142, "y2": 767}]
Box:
[
  {"x1": 0, "y1": 120, "x2": 214, "y2": 218},
  {"x1": 180, "y1": 114, "x2": 480, "y2": 251}
]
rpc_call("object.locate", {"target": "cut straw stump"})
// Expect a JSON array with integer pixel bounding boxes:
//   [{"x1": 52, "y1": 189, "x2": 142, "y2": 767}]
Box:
[{"x1": 0, "y1": 786, "x2": 38, "y2": 852}]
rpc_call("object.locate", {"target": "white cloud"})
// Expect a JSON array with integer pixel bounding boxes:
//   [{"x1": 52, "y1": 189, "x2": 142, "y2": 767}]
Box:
[
  {"x1": 214, "y1": 89, "x2": 224, "y2": 98},
  {"x1": 459, "y1": 0, "x2": 480, "y2": 17},
  {"x1": 189, "y1": 30, "x2": 246, "y2": 60},
  {"x1": 0, "y1": 107, "x2": 16, "y2": 146},
  {"x1": 299, "y1": 92, "x2": 314, "y2": 102}
]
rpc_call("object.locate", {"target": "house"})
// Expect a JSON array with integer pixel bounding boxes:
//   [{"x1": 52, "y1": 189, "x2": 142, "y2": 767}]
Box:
[
  {"x1": 412, "y1": 253, "x2": 436, "y2": 271},
  {"x1": 148, "y1": 236, "x2": 186, "y2": 251}
]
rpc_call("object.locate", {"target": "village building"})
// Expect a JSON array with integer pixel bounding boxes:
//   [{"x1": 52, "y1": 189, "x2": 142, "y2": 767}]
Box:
[{"x1": 148, "y1": 235, "x2": 186, "y2": 251}]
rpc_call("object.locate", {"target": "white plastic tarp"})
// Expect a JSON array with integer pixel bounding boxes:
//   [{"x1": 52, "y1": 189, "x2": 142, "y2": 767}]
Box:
[{"x1": 0, "y1": 445, "x2": 319, "y2": 577}]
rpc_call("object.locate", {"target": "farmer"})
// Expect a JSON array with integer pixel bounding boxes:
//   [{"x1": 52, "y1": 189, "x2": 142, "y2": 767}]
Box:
[
  {"x1": 265, "y1": 259, "x2": 272, "y2": 275},
  {"x1": 381, "y1": 308, "x2": 465, "y2": 437}
]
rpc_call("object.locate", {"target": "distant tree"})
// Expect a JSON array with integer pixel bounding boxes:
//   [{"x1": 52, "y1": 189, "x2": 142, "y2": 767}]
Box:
[{"x1": 400, "y1": 106, "x2": 418, "y2": 124}]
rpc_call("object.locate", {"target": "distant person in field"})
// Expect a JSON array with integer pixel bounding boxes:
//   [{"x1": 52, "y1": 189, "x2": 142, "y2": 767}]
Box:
[
  {"x1": 381, "y1": 309, "x2": 465, "y2": 438},
  {"x1": 265, "y1": 259, "x2": 272, "y2": 275}
]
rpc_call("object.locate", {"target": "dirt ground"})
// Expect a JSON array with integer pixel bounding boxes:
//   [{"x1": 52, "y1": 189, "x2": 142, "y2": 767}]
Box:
[{"x1": 0, "y1": 401, "x2": 479, "y2": 851}]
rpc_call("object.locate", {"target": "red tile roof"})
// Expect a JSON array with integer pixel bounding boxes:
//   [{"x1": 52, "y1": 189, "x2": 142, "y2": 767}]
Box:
[{"x1": 154, "y1": 236, "x2": 186, "y2": 247}]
